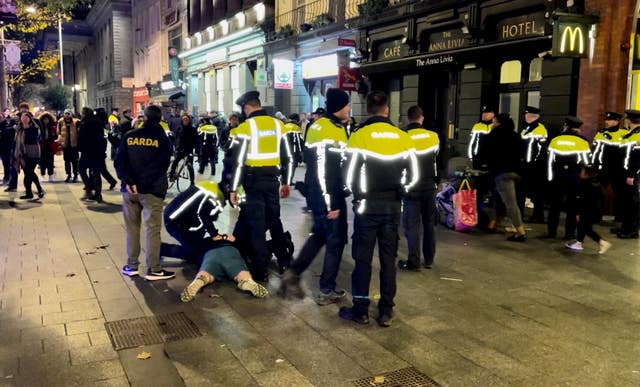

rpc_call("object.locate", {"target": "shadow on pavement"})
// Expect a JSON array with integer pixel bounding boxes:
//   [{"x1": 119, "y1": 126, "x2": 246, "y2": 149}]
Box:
[{"x1": 85, "y1": 201, "x2": 122, "y2": 213}]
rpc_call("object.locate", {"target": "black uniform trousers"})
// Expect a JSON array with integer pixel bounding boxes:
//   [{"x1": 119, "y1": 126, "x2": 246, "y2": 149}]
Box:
[
  {"x1": 234, "y1": 168, "x2": 289, "y2": 279},
  {"x1": 351, "y1": 204, "x2": 400, "y2": 317},
  {"x1": 547, "y1": 170, "x2": 579, "y2": 238},
  {"x1": 519, "y1": 161, "x2": 547, "y2": 220},
  {"x1": 198, "y1": 146, "x2": 218, "y2": 175},
  {"x1": 290, "y1": 193, "x2": 347, "y2": 294},
  {"x1": 619, "y1": 179, "x2": 640, "y2": 235},
  {"x1": 402, "y1": 189, "x2": 436, "y2": 267}
]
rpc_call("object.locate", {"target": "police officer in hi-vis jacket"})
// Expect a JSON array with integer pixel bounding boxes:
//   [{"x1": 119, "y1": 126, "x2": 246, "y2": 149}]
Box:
[
  {"x1": 228, "y1": 91, "x2": 293, "y2": 281},
  {"x1": 618, "y1": 109, "x2": 640, "y2": 239},
  {"x1": 592, "y1": 111, "x2": 628, "y2": 232},
  {"x1": 278, "y1": 88, "x2": 350, "y2": 305},
  {"x1": 339, "y1": 91, "x2": 419, "y2": 328},
  {"x1": 543, "y1": 116, "x2": 591, "y2": 240}
]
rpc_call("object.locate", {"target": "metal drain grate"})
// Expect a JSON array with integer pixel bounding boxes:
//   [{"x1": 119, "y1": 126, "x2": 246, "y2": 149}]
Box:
[
  {"x1": 104, "y1": 312, "x2": 202, "y2": 350},
  {"x1": 352, "y1": 367, "x2": 441, "y2": 387}
]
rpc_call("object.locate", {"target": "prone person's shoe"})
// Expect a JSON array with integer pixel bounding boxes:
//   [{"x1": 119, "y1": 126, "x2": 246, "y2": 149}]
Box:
[{"x1": 237, "y1": 279, "x2": 269, "y2": 298}]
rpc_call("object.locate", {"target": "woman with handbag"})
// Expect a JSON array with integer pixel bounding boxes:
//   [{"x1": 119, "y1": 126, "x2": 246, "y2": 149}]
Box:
[
  {"x1": 483, "y1": 113, "x2": 526, "y2": 241},
  {"x1": 38, "y1": 112, "x2": 58, "y2": 181},
  {"x1": 15, "y1": 112, "x2": 45, "y2": 200}
]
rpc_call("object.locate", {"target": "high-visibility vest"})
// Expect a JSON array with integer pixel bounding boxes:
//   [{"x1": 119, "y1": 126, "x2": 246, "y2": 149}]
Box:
[
  {"x1": 468, "y1": 122, "x2": 491, "y2": 159},
  {"x1": 230, "y1": 116, "x2": 285, "y2": 167},
  {"x1": 547, "y1": 134, "x2": 591, "y2": 180},
  {"x1": 520, "y1": 122, "x2": 548, "y2": 163}
]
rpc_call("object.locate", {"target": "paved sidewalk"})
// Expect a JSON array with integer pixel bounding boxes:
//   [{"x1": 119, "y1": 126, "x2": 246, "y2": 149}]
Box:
[{"x1": 1, "y1": 158, "x2": 640, "y2": 386}]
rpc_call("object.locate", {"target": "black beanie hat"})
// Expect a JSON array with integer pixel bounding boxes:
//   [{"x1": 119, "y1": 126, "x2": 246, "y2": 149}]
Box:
[{"x1": 326, "y1": 88, "x2": 350, "y2": 114}]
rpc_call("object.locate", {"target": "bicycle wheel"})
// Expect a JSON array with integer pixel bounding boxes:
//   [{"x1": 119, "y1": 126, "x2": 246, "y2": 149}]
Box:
[{"x1": 175, "y1": 159, "x2": 191, "y2": 193}]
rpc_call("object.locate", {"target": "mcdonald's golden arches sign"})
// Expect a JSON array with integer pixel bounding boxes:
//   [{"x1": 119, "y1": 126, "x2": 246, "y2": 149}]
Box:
[{"x1": 552, "y1": 14, "x2": 598, "y2": 58}]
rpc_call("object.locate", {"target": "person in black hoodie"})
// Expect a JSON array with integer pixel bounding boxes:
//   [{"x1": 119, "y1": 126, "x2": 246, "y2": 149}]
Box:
[
  {"x1": 115, "y1": 105, "x2": 174, "y2": 281},
  {"x1": 78, "y1": 107, "x2": 108, "y2": 202},
  {"x1": 1, "y1": 108, "x2": 16, "y2": 188},
  {"x1": 483, "y1": 113, "x2": 526, "y2": 241}
]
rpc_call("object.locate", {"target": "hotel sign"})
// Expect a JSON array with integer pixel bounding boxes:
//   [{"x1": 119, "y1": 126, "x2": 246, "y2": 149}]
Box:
[
  {"x1": 428, "y1": 29, "x2": 468, "y2": 53},
  {"x1": 497, "y1": 13, "x2": 545, "y2": 41}
]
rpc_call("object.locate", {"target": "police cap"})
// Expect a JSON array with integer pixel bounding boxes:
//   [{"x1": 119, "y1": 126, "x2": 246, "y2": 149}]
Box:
[
  {"x1": 481, "y1": 106, "x2": 494, "y2": 113},
  {"x1": 235, "y1": 90, "x2": 260, "y2": 107},
  {"x1": 625, "y1": 109, "x2": 640, "y2": 120},
  {"x1": 313, "y1": 107, "x2": 325, "y2": 115},
  {"x1": 524, "y1": 106, "x2": 541, "y2": 114},
  {"x1": 605, "y1": 111, "x2": 622, "y2": 120},
  {"x1": 564, "y1": 116, "x2": 583, "y2": 128}
]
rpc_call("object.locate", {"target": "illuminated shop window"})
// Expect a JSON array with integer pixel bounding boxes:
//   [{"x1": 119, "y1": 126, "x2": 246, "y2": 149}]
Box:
[
  {"x1": 500, "y1": 60, "x2": 522, "y2": 84},
  {"x1": 527, "y1": 91, "x2": 541, "y2": 109},
  {"x1": 529, "y1": 58, "x2": 542, "y2": 82},
  {"x1": 499, "y1": 92, "x2": 520, "y2": 130}
]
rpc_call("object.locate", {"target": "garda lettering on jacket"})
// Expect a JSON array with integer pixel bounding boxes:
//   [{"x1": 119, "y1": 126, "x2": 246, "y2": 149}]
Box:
[
  {"x1": 258, "y1": 130, "x2": 277, "y2": 137},
  {"x1": 371, "y1": 132, "x2": 400, "y2": 139},
  {"x1": 127, "y1": 137, "x2": 159, "y2": 147}
]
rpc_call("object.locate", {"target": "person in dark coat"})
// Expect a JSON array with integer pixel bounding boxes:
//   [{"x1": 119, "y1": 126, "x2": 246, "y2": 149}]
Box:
[
  {"x1": 38, "y1": 112, "x2": 58, "y2": 181},
  {"x1": 15, "y1": 112, "x2": 44, "y2": 199},
  {"x1": 78, "y1": 107, "x2": 108, "y2": 202},
  {"x1": 483, "y1": 113, "x2": 526, "y2": 241},
  {"x1": 1, "y1": 108, "x2": 16, "y2": 189}
]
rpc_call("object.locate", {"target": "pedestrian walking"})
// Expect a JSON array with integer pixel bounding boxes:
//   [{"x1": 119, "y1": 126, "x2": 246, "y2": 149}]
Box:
[
  {"x1": 115, "y1": 105, "x2": 174, "y2": 281},
  {"x1": 278, "y1": 88, "x2": 350, "y2": 304},
  {"x1": 78, "y1": 107, "x2": 108, "y2": 202},
  {"x1": 57, "y1": 109, "x2": 79, "y2": 183},
  {"x1": 15, "y1": 112, "x2": 44, "y2": 200},
  {"x1": 398, "y1": 105, "x2": 440, "y2": 271},
  {"x1": 339, "y1": 91, "x2": 418, "y2": 327},
  {"x1": 197, "y1": 113, "x2": 219, "y2": 177},
  {"x1": 228, "y1": 90, "x2": 293, "y2": 281},
  {"x1": 38, "y1": 112, "x2": 58, "y2": 181},
  {"x1": 566, "y1": 165, "x2": 612, "y2": 253},
  {"x1": 1, "y1": 108, "x2": 17, "y2": 190},
  {"x1": 483, "y1": 113, "x2": 526, "y2": 241}
]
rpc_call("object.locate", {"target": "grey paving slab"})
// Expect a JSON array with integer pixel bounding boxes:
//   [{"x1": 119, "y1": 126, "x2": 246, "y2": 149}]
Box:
[
  {"x1": 119, "y1": 344, "x2": 185, "y2": 387},
  {"x1": 43, "y1": 333, "x2": 92, "y2": 353},
  {"x1": 69, "y1": 343, "x2": 119, "y2": 365},
  {"x1": 65, "y1": 318, "x2": 107, "y2": 335}
]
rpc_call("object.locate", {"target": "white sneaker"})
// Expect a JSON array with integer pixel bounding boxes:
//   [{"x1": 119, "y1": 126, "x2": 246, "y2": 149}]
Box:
[
  {"x1": 598, "y1": 240, "x2": 612, "y2": 254},
  {"x1": 565, "y1": 241, "x2": 584, "y2": 251}
]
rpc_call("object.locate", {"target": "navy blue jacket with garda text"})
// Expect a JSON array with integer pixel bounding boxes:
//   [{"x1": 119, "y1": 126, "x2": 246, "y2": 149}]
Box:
[{"x1": 115, "y1": 121, "x2": 172, "y2": 198}]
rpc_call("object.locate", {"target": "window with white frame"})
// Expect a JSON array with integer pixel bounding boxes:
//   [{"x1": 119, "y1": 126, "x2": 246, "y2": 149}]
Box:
[{"x1": 216, "y1": 69, "x2": 225, "y2": 113}]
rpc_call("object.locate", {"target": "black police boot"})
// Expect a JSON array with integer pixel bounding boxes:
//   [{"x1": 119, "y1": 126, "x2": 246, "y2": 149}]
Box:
[
  {"x1": 277, "y1": 269, "x2": 304, "y2": 299},
  {"x1": 397, "y1": 260, "x2": 420, "y2": 272},
  {"x1": 339, "y1": 307, "x2": 369, "y2": 325}
]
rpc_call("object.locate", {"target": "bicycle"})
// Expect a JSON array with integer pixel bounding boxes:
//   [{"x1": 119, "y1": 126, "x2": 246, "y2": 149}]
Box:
[{"x1": 168, "y1": 153, "x2": 195, "y2": 193}]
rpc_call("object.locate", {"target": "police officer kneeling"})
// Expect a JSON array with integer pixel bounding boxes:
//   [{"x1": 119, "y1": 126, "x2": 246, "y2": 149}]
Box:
[
  {"x1": 228, "y1": 91, "x2": 293, "y2": 281},
  {"x1": 162, "y1": 182, "x2": 268, "y2": 301},
  {"x1": 339, "y1": 91, "x2": 419, "y2": 327}
]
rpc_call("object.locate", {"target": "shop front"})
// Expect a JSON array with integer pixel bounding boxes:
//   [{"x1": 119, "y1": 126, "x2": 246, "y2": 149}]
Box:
[
  {"x1": 266, "y1": 32, "x2": 360, "y2": 117},
  {"x1": 357, "y1": 0, "x2": 593, "y2": 156},
  {"x1": 133, "y1": 87, "x2": 149, "y2": 117},
  {"x1": 180, "y1": 27, "x2": 265, "y2": 117}
]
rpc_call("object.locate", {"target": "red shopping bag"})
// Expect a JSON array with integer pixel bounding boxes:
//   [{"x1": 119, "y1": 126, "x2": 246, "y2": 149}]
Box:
[
  {"x1": 51, "y1": 140, "x2": 63, "y2": 155},
  {"x1": 452, "y1": 179, "x2": 477, "y2": 232}
]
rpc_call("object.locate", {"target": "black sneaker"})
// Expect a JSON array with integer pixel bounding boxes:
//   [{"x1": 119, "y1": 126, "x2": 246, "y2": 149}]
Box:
[
  {"x1": 507, "y1": 234, "x2": 526, "y2": 242},
  {"x1": 88, "y1": 194, "x2": 103, "y2": 203},
  {"x1": 376, "y1": 313, "x2": 394, "y2": 327},
  {"x1": 108, "y1": 182, "x2": 116, "y2": 191},
  {"x1": 65, "y1": 175, "x2": 71, "y2": 183},
  {"x1": 122, "y1": 265, "x2": 139, "y2": 277},
  {"x1": 4, "y1": 187, "x2": 16, "y2": 192},
  {"x1": 37, "y1": 191, "x2": 46, "y2": 199},
  {"x1": 72, "y1": 175, "x2": 78, "y2": 183},
  {"x1": 145, "y1": 269, "x2": 175, "y2": 281},
  {"x1": 19, "y1": 194, "x2": 34, "y2": 200},
  {"x1": 339, "y1": 306, "x2": 369, "y2": 324},
  {"x1": 398, "y1": 260, "x2": 421, "y2": 272}
]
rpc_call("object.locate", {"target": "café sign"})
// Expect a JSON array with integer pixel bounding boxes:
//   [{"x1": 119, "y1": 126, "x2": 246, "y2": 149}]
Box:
[
  {"x1": 376, "y1": 40, "x2": 408, "y2": 60},
  {"x1": 428, "y1": 29, "x2": 468, "y2": 53},
  {"x1": 497, "y1": 13, "x2": 545, "y2": 41}
]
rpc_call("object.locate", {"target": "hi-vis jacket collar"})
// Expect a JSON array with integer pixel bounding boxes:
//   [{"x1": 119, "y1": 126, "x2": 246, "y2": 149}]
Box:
[
  {"x1": 306, "y1": 117, "x2": 348, "y2": 148},
  {"x1": 361, "y1": 115, "x2": 396, "y2": 128},
  {"x1": 247, "y1": 109, "x2": 268, "y2": 119}
]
